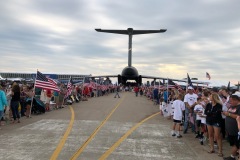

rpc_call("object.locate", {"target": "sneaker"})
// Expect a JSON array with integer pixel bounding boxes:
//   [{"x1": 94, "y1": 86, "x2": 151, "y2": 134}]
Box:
[
  {"x1": 203, "y1": 136, "x2": 207, "y2": 142},
  {"x1": 195, "y1": 134, "x2": 200, "y2": 138},
  {"x1": 223, "y1": 156, "x2": 236, "y2": 160},
  {"x1": 172, "y1": 133, "x2": 176, "y2": 136},
  {"x1": 177, "y1": 135, "x2": 182, "y2": 138},
  {"x1": 183, "y1": 130, "x2": 187, "y2": 134},
  {"x1": 200, "y1": 139, "x2": 203, "y2": 145}
]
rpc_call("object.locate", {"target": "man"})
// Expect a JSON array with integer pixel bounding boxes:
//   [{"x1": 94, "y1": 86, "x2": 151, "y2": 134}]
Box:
[
  {"x1": 222, "y1": 91, "x2": 240, "y2": 160},
  {"x1": 153, "y1": 87, "x2": 159, "y2": 104},
  {"x1": 114, "y1": 85, "x2": 120, "y2": 98},
  {"x1": 183, "y1": 86, "x2": 198, "y2": 134},
  {"x1": 134, "y1": 86, "x2": 139, "y2": 97}
]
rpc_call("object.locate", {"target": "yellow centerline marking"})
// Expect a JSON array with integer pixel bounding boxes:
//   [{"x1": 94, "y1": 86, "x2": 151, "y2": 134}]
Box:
[
  {"x1": 70, "y1": 96, "x2": 125, "y2": 160},
  {"x1": 50, "y1": 106, "x2": 75, "y2": 160},
  {"x1": 99, "y1": 112, "x2": 160, "y2": 160}
]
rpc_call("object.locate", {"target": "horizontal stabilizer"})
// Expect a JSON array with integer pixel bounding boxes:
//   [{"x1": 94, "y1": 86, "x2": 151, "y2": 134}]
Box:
[{"x1": 95, "y1": 28, "x2": 167, "y2": 35}]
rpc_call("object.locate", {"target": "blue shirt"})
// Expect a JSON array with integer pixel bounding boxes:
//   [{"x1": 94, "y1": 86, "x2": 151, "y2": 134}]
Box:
[
  {"x1": 53, "y1": 91, "x2": 59, "y2": 96},
  {"x1": 163, "y1": 91, "x2": 169, "y2": 102},
  {"x1": 0, "y1": 90, "x2": 7, "y2": 111}
]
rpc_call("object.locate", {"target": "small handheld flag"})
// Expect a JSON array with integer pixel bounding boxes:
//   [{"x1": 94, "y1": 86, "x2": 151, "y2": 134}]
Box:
[{"x1": 206, "y1": 72, "x2": 211, "y2": 80}]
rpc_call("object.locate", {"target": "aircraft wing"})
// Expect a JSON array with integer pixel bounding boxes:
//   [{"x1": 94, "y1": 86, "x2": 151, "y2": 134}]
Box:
[
  {"x1": 141, "y1": 75, "x2": 208, "y2": 85},
  {"x1": 6, "y1": 78, "x2": 25, "y2": 82},
  {"x1": 86, "y1": 75, "x2": 118, "y2": 78}
]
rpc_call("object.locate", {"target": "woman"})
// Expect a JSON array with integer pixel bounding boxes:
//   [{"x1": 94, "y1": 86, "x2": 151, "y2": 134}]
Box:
[
  {"x1": 23, "y1": 86, "x2": 34, "y2": 117},
  {"x1": 11, "y1": 83, "x2": 21, "y2": 123},
  {"x1": 204, "y1": 93, "x2": 223, "y2": 157},
  {"x1": 236, "y1": 116, "x2": 240, "y2": 160},
  {"x1": 0, "y1": 85, "x2": 8, "y2": 127}
]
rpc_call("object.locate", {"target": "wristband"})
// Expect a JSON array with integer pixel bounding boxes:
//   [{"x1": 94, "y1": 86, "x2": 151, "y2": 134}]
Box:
[{"x1": 228, "y1": 113, "x2": 231, "y2": 116}]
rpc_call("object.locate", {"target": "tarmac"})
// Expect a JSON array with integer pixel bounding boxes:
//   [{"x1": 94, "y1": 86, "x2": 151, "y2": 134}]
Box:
[{"x1": 0, "y1": 91, "x2": 231, "y2": 160}]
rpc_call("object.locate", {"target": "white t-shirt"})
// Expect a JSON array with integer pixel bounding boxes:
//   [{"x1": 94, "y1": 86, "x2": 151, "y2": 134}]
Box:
[
  {"x1": 173, "y1": 99, "x2": 185, "y2": 121},
  {"x1": 169, "y1": 101, "x2": 174, "y2": 116},
  {"x1": 222, "y1": 96, "x2": 230, "y2": 119},
  {"x1": 194, "y1": 104, "x2": 204, "y2": 120},
  {"x1": 184, "y1": 93, "x2": 198, "y2": 106},
  {"x1": 200, "y1": 108, "x2": 206, "y2": 124}
]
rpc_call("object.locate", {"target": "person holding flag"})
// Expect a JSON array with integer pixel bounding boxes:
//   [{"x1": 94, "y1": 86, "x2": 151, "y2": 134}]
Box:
[
  {"x1": 64, "y1": 76, "x2": 73, "y2": 103},
  {"x1": 33, "y1": 71, "x2": 60, "y2": 115},
  {"x1": 184, "y1": 73, "x2": 198, "y2": 134},
  {"x1": 59, "y1": 83, "x2": 66, "y2": 108}
]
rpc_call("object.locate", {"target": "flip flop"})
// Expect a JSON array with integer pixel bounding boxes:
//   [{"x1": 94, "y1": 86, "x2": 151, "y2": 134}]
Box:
[
  {"x1": 218, "y1": 153, "x2": 223, "y2": 157},
  {"x1": 208, "y1": 150, "x2": 215, "y2": 154}
]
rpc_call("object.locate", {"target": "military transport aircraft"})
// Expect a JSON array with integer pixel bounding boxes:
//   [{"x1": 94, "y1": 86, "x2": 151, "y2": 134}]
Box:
[{"x1": 88, "y1": 28, "x2": 207, "y2": 86}]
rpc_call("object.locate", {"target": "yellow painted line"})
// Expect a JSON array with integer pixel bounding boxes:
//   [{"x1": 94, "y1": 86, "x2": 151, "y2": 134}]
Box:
[
  {"x1": 70, "y1": 96, "x2": 125, "y2": 160},
  {"x1": 99, "y1": 112, "x2": 160, "y2": 160},
  {"x1": 50, "y1": 106, "x2": 75, "y2": 160}
]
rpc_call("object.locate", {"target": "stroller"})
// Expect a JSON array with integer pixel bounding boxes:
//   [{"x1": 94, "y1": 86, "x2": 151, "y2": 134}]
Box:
[{"x1": 26, "y1": 97, "x2": 46, "y2": 114}]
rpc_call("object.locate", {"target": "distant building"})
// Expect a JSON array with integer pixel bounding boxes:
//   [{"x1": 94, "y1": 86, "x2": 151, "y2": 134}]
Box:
[{"x1": 0, "y1": 72, "x2": 91, "y2": 83}]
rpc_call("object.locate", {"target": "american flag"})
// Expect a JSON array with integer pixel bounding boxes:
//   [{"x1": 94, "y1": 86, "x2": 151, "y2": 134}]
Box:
[
  {"x1": 187, "y1": 73, "x2": 193, "y2": 87},
  {"x1": 206, "y1": 72, "x2": 211, "y2": 80},
  {"x1": 35, "y1": 71, "x2": 60, "y2": 92},
  {"x1": 47, "y1": 77, "x2": 58, "y2": 85},
  {"x1": 65, "y1": 76, "x2": 73, "y2": 98},
  {"x1": 174, "y1": 82, "x2": 182, "y2": 91},
  {"x1": 227, "y1": 81, "x2": 230, "y2": 91},
  {"x1": 167, "y1": 79, "x2": 176, "y2": 89}
]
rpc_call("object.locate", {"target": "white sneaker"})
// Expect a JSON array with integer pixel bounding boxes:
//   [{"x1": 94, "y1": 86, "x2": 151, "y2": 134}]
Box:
[{"x1": 177, "y1": 135, "x2": 182, "y2": 138}]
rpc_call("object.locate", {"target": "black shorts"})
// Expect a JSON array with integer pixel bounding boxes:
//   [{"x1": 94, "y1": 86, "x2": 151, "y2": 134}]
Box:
[
  {"x1": 228, "y1": 135, "x2": 239, "y2": 148},
  {"x1": 173, "y1": 119, "x2": 181, "y2": 124},
  {"x1": 196, "y1": 120, "x2": 201, "y2": 127},
  {"x1": 26, "y1": 100, "x2": 32, "y2": 105}
]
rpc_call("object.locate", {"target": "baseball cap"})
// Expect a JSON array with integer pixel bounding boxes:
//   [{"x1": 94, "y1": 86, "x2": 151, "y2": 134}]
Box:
[
  {"x1": 188, "y1": 86, "x2": 193, "y2": 90},
  {"x1": 232, "y1": 91, "x2": 240, "y2": 98}
]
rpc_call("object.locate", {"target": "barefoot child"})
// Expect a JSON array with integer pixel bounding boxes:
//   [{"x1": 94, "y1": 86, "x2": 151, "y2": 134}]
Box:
[{"x1": 172, "y1": 94, "x2": 185, "y2": 138}]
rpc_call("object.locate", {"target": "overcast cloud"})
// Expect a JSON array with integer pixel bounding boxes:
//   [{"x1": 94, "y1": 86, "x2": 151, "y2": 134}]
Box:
[{"x1": 0, "y1": 0, "x2": 240, "y2": 84}]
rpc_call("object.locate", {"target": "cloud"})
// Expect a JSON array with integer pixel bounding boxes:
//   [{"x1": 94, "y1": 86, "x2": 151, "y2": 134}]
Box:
[{"x1": 0, "y1": 0, "x2": 240, "y2": 84}]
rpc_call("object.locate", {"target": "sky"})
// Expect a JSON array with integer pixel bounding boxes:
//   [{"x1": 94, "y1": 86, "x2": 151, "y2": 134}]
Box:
[{"x1": 0, "y1": 0, "x2": 240, "y2": 85}]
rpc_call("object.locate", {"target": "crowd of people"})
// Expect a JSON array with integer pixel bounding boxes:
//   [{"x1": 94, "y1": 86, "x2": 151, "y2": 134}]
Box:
[
  {"x1": 0, "y1": 81, "x2": 120, "y2": 128},
  {"x1": 134, "y1": 85, "x2": 240, "y2": 160},
  {"x1": 0, "y1": 80, "x2": 240, "y2": 160}
]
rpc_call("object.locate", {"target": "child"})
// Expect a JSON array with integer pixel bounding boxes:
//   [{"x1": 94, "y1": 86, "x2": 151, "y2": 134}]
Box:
[
  {"x1": 194, "y1": 97, "x2": 203, "y2": 139},
  {"x1": 171, "y1": 94, "x2": 185, "y2": 138},
  {"x1": 199, "y1": 102, "x2": 207, "y2": 145}
]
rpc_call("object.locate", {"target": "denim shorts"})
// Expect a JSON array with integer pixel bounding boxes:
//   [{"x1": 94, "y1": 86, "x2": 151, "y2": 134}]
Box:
[{"x1": 206, "y1": 122, "x2": 221, "y2": 128}]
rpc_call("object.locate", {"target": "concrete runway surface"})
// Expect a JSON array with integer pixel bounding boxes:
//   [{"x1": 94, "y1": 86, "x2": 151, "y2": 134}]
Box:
[{"x1": 0, "y1": 92, "x2": 229, "y2": 160}]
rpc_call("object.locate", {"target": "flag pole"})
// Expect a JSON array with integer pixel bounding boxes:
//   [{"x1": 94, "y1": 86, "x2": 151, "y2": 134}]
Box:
[
  {"x1": 29, "y1": 70, "x2": 37, "y2": 118},
  {"x1": 238, "y1": 81, "x2": 240, "y2": 91},
  {"x1": 167, "y1": 78, "x2": 169, "y2": 104},
  {"x1": 60, "y1": 83, "x2": 65, "y2": 107}
]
